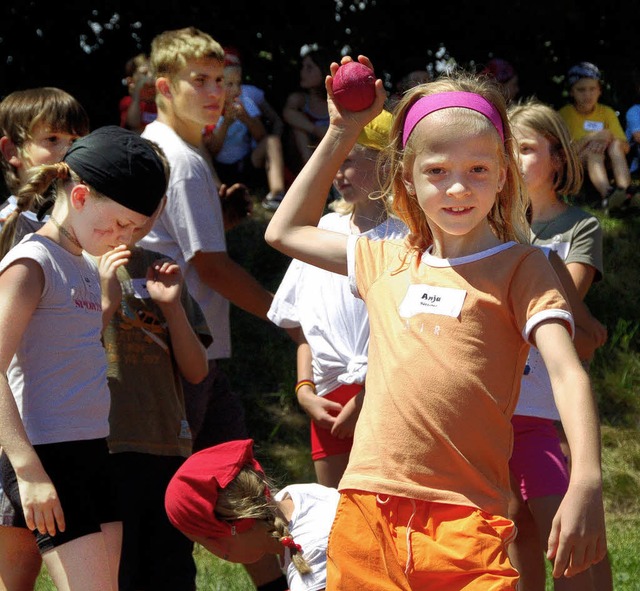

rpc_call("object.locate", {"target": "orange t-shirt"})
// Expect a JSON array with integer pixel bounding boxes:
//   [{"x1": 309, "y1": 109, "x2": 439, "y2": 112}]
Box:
[{"x1": 341, "y1": 239, "x2": 572, "y2": 516}]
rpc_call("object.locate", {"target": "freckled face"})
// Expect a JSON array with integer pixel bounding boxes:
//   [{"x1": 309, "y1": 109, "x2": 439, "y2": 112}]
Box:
[
  {"x1": 405, "y1": 111, "x2": 506, "y2": 248},
  {"x1": 75, "y1": 194, "x2": 150, "y2": 256}
]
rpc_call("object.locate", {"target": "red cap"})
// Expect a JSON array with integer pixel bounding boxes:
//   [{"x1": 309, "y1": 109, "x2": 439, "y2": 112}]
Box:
[
  {"x1": 165, "y1": 439, "x2": 265, "y2": 538},
  {"x1": 224, "y1": 47, "x2": 242, "y2": 68}
]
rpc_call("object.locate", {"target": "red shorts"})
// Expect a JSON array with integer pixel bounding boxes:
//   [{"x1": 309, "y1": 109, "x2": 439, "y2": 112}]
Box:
[
  {"x1": 509, "y1": 415, "x2": 569, "y2": 501},
  {"x1": 310, "y1": 383, "x2": 362, "y2": 461}
]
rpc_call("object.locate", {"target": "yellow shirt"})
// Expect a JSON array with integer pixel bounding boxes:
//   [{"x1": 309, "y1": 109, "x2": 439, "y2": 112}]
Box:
[{"x1": 559, "y1": 102, "x2": 626, "y2": 142}]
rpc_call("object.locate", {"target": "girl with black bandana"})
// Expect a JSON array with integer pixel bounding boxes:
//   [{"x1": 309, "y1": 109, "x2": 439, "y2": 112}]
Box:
[{"x1": 0, "y1": 126, "x2": 168, "y2": 591}]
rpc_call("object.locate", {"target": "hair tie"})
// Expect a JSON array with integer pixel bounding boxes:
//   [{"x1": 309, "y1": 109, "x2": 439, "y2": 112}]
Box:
[
  {"x1": 402, "y1": 91, "x2": 504, "y2": 147},
  {"x1": 52, "y1": 161, "x2": 70, "y2": 179},
  {"x1": 281, "y1": 536, "x2": 302, "y2": 553}
]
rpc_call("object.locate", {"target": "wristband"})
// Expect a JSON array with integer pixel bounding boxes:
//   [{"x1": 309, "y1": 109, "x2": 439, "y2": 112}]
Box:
[{"x1": 294, "y1": 379, "x2": 316, "y2": 395}]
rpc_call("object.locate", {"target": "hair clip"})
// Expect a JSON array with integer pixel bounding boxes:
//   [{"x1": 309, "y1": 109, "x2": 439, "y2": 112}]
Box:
[{"x1": 280, "y1": 536, "x2": 303, "y2": 553}]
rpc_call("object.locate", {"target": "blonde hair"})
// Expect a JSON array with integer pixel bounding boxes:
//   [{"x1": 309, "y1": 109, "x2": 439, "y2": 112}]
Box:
[
  {"x1": 508, "y1": 97, "x2": 583, "y2": 197},
  {"x1": 330, "y1": 143, "x2": 389, "y2": 217},
  {"x1": 149, "y1": 27, "x2": 224, "y2": 114},
  {"x1": 0, "y1": 140, "x2": 170, "y2": 260},
  {"x1": 0, "y1": 87, "x2": 90, "y2": 194},
  {"x1": 380, "y1": 70, "x2": 529, "y2": 253},
  {"x1": 215, "y1": 467, "x2": 312, "y2": 575}
]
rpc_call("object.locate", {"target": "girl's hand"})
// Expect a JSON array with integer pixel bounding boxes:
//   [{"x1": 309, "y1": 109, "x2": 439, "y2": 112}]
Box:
[
  {"x1": 146, "y1": 259, "x2": 182, "y2": 309},
  {"x1": 296, "y1": 387, "x2": 343, "y2": 430},
  {"x1": 331, "y1": 389, "x2": 364, "y2": 439},
  {"x1": 17, "y1": 472, "x2": 65, "y2": 537},
  {"x1": 547, "y1": 481, "x2": 607, "y2": 578},
  {"x1": 325, "y1": 55, "x2": 387, "y2": 132},
  {"x1": 98, "y1": 245, "x2": 131, "y2": 310}
]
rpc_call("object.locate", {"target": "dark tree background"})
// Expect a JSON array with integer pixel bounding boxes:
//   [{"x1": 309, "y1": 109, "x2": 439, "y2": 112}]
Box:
[{"x1": 1, "y1": 0, "x2": 638, "y2": 130}]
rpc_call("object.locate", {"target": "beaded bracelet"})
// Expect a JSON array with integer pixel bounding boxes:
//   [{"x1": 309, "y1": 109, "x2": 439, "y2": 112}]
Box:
[{"x1": 294, "y1": 379, "x2": 316, "y2": 395}]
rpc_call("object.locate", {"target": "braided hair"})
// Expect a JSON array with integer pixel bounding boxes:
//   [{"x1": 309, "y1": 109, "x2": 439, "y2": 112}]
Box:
[{"x1": 215, "y1": 467, "x2": 312, "y2": 575}]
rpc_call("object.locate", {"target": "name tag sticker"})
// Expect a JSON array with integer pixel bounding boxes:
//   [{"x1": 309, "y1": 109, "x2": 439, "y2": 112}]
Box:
[
  {"x1": 584, "y1": 120, "x2": 604, "y2": 132},
  {"x1": 398, "y1": 284, "x2": 466, "y2": 318},
  {"x1": 131, "y1": 278, "x2": 151, "y2": 299}
]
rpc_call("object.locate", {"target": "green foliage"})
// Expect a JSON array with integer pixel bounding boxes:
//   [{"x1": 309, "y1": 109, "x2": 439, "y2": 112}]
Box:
[{"x1": 585, "y1": 209, "x2": 640, "y2": 427}]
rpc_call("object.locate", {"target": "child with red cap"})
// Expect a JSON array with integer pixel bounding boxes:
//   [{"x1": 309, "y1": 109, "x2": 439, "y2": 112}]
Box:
[{"x1": 165, "y1": 439, "x2": 339, "y2": 591}]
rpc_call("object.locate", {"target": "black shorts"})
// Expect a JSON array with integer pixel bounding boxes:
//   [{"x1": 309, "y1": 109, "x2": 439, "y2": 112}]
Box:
[
  {"x1": 0, "y1": 438, "x2": 119, "y2": 553},
  {"x1": 109, "y1": 452, "x2": 196, "y2": 591}
]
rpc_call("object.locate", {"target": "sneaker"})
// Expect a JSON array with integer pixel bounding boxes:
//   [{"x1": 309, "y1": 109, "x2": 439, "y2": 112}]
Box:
[
  {"x1": 261, "y1": 191, "x2": 285, "y2": 211},
  {"x1": 603, "y1": 187, "x2": 628, "y2": 214}
]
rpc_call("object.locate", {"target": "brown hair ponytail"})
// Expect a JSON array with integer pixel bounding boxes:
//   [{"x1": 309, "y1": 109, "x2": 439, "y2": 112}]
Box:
[{"x1": 0, "y1": 161, "x2": 71, "y2": 259}]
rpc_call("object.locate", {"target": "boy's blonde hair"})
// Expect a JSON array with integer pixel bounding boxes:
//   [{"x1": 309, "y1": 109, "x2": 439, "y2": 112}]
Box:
[
  {"x1": 149, "y1": 26, "x2": 224, "y2": 113},
  {"x1": 0, "y1": 87, "x2": 90, "y2": 194},
  {"x1": 381, "y1": 71, "x2": 529, "y2": 253},
  {"x1": 216, "y1": 467, "x2": 312, "y2": 575},
  {"x1": 508, "y1": 97, "x2": 584, "y2": 197}
]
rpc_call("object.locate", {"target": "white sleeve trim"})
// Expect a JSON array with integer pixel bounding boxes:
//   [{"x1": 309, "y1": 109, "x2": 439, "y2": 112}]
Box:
[{"x1": 524, "y1": 309, "x2": 574, "y2": 343}]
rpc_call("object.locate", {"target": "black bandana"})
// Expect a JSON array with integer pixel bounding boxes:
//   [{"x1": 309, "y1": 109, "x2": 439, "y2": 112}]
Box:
[{"x1": 63, "y1": 126, "x2": 167, "y2": 217}]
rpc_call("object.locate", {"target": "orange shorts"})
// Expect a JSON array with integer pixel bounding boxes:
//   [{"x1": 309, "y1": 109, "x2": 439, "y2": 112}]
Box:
[
  {"x1": 310, "y1": 383, "x2": 362, "y2": 461},
  {"x1": 326, "y1": 490, "x2": 519, "y2": 591}
]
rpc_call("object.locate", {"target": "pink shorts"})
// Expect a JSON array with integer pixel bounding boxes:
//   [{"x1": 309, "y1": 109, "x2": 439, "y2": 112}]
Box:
[
  {"x1": 509, "y1": 415, "x2": 569, "y2": 501},
  {"x1": 310, "y1": 383, "x2": 361, "y2": 461}
]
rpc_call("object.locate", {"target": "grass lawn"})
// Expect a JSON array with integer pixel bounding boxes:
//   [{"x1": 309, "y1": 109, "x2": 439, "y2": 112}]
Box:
[
  {"x1": 34, "y1": 422, "x2": 640, "y2": 591},
  {"x1": 35, "y1": 204, "x2": 640, "y2": 589}
]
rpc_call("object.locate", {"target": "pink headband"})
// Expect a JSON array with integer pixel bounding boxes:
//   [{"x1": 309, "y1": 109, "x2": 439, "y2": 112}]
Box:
[{"x1": 402, "y1": 91, "x2": 505, "y2": 147}]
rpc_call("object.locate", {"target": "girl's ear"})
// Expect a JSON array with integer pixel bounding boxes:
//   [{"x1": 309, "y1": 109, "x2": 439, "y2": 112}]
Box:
[
  {"x1": 156, "y1": 77, "x2": 172, "y2": 100},
  {"x1": 0, "y1": 136, "x2": 22, "y2": 168},
  {"x1": 402, "y1": 171, "x2": 416, "y2": 196},
  {"x1": 69, "y1": 184, "x2": 90, "y2": 211},
  {"x1": 497, "y1": 166, "x2": 507, "y2": 193}
]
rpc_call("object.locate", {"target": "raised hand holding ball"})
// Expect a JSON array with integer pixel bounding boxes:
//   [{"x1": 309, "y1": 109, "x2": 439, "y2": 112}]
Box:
[{"x1": 332, "y1": 61, "x2": 376, "y2": 111}]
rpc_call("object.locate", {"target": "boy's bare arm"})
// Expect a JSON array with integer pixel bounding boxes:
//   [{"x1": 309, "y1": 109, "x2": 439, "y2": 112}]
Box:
[{"x1": 191, "y1": 250, "x2": 273, "y2": 320}]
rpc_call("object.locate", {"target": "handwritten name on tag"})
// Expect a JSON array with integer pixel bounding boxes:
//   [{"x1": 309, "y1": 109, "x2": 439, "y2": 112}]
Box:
[
  {"x1": 398, "y1": 284, "x2": 466, "y2": 318},
  {"x1": 583, "y1": 120, "x2": 604, "y2": 132}
]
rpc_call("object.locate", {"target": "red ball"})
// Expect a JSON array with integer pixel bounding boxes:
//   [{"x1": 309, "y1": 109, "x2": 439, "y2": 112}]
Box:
[{"x1": 332, "y1": 62, "x2": 376, "y2": 111}]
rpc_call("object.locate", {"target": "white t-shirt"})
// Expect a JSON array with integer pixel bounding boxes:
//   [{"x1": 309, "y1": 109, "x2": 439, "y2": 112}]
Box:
[
  {"x1": 275, "y1": 483, "x2": 340, "y2": 591},
  {"x1": 140, "y1": 120, "x2": 230, "y2": 359},
  {"x1": 515, "y1": 247, "x2": 572, "y2": 420},
  {"x1": 268, "y1": 212, "x2": 407, "y2": 396}
]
